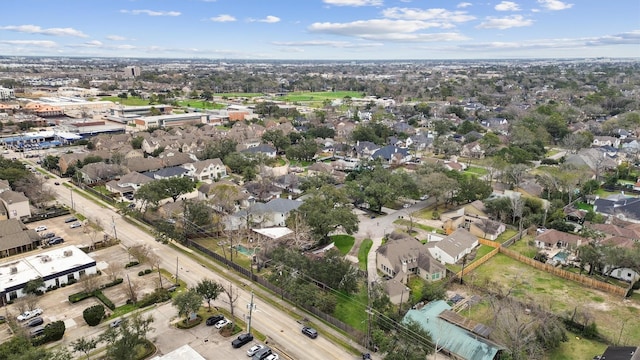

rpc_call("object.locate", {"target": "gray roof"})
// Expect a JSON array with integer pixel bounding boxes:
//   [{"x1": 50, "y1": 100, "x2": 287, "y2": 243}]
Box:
[
  {"x1": 148, "y1": 166, "x2": 189, "y2": 179},
  {"x1": 377, "y1": 237, "x2": 444, "y2": 275},
  {"x1": 236, "y1": 198, "x2": 302, "y2": 218},
  {"x1": 371, "y1": 145, "x2": 410, "y2": 161},
  {"x1": 0, "y1": 190, "x2": 29, "y2": 205},
  {"x1": 0, "y1": 219, "x2": 34, "y2": 252},
  {"x1": 436, "y1": 229, "x2": 477, "y2": 258}
]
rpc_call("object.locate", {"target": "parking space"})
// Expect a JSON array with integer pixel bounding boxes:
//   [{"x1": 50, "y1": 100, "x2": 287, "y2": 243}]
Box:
[{"x1": 28, "y1": 215, "x2": 96, "y2": 249}]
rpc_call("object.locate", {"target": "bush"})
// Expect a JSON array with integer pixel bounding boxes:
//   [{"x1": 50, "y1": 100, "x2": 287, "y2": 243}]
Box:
[
  {"x1": 138, "y1": 271, "x2": 145, "y2": 276},
  {"x1": 32, "y1": 320, "x2": 66, "y2": 346},
  {"x1": 145, "y1": 269, "x2": 152, "y2": 274},
  {"x1": 100, "y1": 278, "x2": 123, "y2": 289},
  {"x1": 83, "y1": 305, "x2": 105, "y2": 326},
  {"x1": 69, "y1": 292, "x2": 93, "y2": 303},
  {"x1": 137, "y1": 288, "x2": 171, "y2": 308},
  {"x1": 95, "y1": 290, "x2": 115, "y2": 310},
  {"x1": 125, "y1": 261, "x2": 140, "y2": 268}
]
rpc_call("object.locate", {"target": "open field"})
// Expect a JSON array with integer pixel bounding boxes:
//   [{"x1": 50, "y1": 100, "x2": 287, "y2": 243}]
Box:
[
  {"x1": 177, "y1": 100, "x2": 226, "y2": 109},
  {"x1": 281, "y1": 91, "x2": 363, "y2": 103},
  {"x1": 467, "y1": 253, "x2": 640, "y2": 345},
  {"x1": 99, "y1": 96, "x2": 150, "y2": 106}
]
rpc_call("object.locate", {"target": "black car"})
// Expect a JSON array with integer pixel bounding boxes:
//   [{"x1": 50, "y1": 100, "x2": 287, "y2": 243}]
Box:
[
  {"x1": 206, "y1": 314, "x2": 224, "y2": 326},
  {"x1": 231, "y1": 333, "x2": 254, "y2": 348},
  {"x1": 302, "y1": 326, "x2": 318, "y2": 339},
  {"x1": 64, "y1": 217, "x2": 78, "y2": 223}
]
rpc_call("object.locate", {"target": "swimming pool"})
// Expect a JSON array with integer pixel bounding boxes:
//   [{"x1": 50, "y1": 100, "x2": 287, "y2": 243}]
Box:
[
  {"x1": 234, "y1": 244, "x2": 256, "y2": 256},
  {"x1": 552, "y1": 251, "x2": 569, "y2": 262}
]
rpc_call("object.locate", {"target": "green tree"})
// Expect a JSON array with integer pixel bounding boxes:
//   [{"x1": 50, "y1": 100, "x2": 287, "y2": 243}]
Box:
[
  {"x1": 172, "y1": 289, "x2": 203, "y2": 322},
  {"x1": 23, "y1": 277, "x2": 44, "y2": 295},
  {"x1": 100, "y1": 313, "x2": 154, "y2": 360},
  {"x1": 131, "y1": 136, "x2": 144, "y2": 149},
  {"x1": 286, "y1": 138, "x2": 318, "y2": 162},
  {"x1": 72, "y1": 337, "x2": 98, "y2": 360},
  {"x1": 195, "y1": 279, "x2": 223, "y2": 309},
  {"x1": 183, "y1": 199, "x2": 213, "y2": 238},
  {"x1": 372, "y1": 318, "x2": 433, "y2": 360},
  {"x1": 83, "y1": 305, "x2": 105, "y2": 326},
  {"x1": 200, "y1": 138, "x2": 237, "y2": 161},
  {"x1": 347, "y1": 164, "x2": 418, "y2": 213},
  {"x1": 262, "y1": 129, "x2": 290, "y2": 154},
  {"x1": 159, "y1": 177, "x2": 196, "y2": 202},
  {"x1": 294, "y1": 185, "x2": 358, "y2": 243}
]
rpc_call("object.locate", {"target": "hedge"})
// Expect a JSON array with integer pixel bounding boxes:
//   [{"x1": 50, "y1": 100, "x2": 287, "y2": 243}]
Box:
[
  {"x1": 101, "y1": 278, "x2": 124, "y2": 289},
  {"x1": 95, "y1": 290, "x2": 115, "y2": 310},
  {"x1": 83, "y1": 305, "x2": 105, "y2": 326},
  {"x1": 69, "y1": 278, "x2": 123, "y2": 303},
  {"x1": 137, "y1": 288, "x2": 171, "y2": 308},
  {"x1": 69, "y1": 292, "x2": 93, "y2": 303},
  {"x1": 125, "y1": 261, "x2": 140, "y2": 268}
]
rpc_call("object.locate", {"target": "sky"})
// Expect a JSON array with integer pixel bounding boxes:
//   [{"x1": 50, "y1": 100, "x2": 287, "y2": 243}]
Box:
[{"x1": 0, "y1": 0, "x2": 638, "y2": 60}]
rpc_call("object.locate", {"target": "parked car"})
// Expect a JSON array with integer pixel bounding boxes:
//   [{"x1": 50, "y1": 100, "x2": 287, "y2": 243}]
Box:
[
  {"x1": 17, "y1": 308, "x2": 43, "y2": 321},
  {"x1": 232, "y1": 333, "x2": 254, "y2": 348},
  {"x1": 48, "y1": 237, "x2": 64, "y2": 245},
  {"x1": 54, "y1": 182, "x2": 60, "y2": 185},
  {"x1": 247, "y1": 344, "x2": 265, "y2": 357},
  {"x1": 302, "y1": 326, "x2": 318, "y2": 339},
  {"x1": 252, "y1": 348, "x2": 272, "y2": 360},
  {"x1": 35, "y1": 226, "x2": 47, "y2": 232},
  {"x1": 110, "y1": 319, "x2": 123, "y2": 328},
  {"x1": 41, "y1": 232, "x2": 56, "y2": 239},
  {"x1": 64, "y1": 217, "x2": 78, "y2": 223},
  {"x1": 167, "y1": 284, "x2": 179, "y2": 292},
  {"x1": 29, "y1": 326, "x2": 45, "y2": 338},
  {"x1": 214, "y1": 318, "x2": 232, "y2": 329},
  {"x1": 70, "y1": 222, "x2": 82, "y2": 229},
  {"x1": 27, "y1": 317, "x2": 44, "y2": 327},
  {"x1": 265, "y1": 354, "x2": 279, "y2": 360},
  {"x1": 206, "y1": 315, "x2": 224, "y2": 326}
]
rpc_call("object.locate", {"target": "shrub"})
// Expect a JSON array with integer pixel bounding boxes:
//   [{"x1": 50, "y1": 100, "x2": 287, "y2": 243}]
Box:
[
  {"x1": 94, "y1": 290, "x2": 115, "y2": 310},
  {"x1": 69, "y1": 292, "x2": 93, "y2": 303},
  {"x1": 138, "y1": 271, "x2": 145, "y2": 276},
  {"x1": 101, "y1": 278, "x2": 123, "y2": 289},
  {"x1": 125, "y1": 261, "x2": 140, "y2": 268},
  {"x1": 137, "y1": 288, "x2": 171, "y2": 308},
  {"x1": 83, "y1": 305, "x2": 105, "y2": 326},
  {"x1": 32, "y1": 320, "x2": 66, "y2": 346},
  {"x1": 145, "y1": 269, "x2": 152, "y2": 274}
]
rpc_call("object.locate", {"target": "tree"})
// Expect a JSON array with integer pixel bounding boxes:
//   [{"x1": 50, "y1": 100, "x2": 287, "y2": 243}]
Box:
[
  {"x1": 128, "y1": 244, "x2": 151, "y2": 265},
  {"x1": 223, "y1": 282, "x2": 240, "y2": 322},
  {"x1": 195, "y1": 279, "x2": 223, "y2": 310},
  {"x1": 262, "y1": 129, "x2": 290, "y2": 154},
  {"x1": 286, "y1": 138, "x2": 318, "y2": 161},
  {"x1": 172, "y1": 289, "x2": 203, "y2": 322},
  {"x1": 347, "y1": 164, "x2": 418, "y2": 213},
  {"x1": 419, "y1": 172, "x2": 458, "y2": 210},
  {"x1": 160, "y1": 177, "x2": 196, "y2": 202},
  {"x1": 72, "y1": 337, "x2": 98, "y2": 360},
  {"x1": 183, "y1": 200, "x2": 213, "y2": 238},
  {"x1": 83, "y1": 305, "x2": 105, "y2": 326},
  {"x1": 200, "y1": 138, "x2": 237, "y2": 161},
  {"x1": 23, "y1": 277, "x2": 44, "y2": 295},
  {"x1": 100, "y1": 313, "x2": 154, "y2": 360},
  {"x1": 79, "y1": 274, "x2": 101, "y2": 294},
  {"x1": 372, "y1": 318, "x2": 433, "y2": 360},
  {"x1": 294, "y1": 185, "x2": 358, "y2": 243}
]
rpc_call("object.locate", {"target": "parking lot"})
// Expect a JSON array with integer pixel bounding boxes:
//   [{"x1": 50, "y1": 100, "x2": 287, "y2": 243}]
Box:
[{"x1": 28, "y1": 215, "x2": 93, "y2": 249}]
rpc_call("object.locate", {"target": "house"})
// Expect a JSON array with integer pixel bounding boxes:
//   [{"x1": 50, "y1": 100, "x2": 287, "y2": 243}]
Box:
[
  {"x1": 592, "y1": 136, "x2": 621, "y2": 148},
  {"x1": 403, "y1": 300, "x2": 504, "y2": 360},
  {"x1": 0, "y1": 190, "x2": 31, "y2": 220},
  {"x1": 563, "y1": 148, "x2": 617, "y2": 176},
  {"x1": 0, "y1": 219, "x2": 39, "y2": 258},
  {"x1": 105, "y1": 171, "x2": 153, "y2": 195},
  {"x1": 0, "y1": 245, "x2": 97, "y2": 305},
  {"x1": 593, "y1": 196, "x2": 640, "y2": 223},
  {"x1": 534, "y1": 229, "x2": 587, "y2": 250},
  {"x1": 125, "y1": 157, "x2": 164, "y2": 173},
  {"x1": 595, "y1": 346, "x2": 640, "y2": 360},
  {"x1": 182, "y1": 158, "x2": 227, "y2": 181},
  {"x1": 376, "y1": 237, "x2": 446, "y2": 303},
  {"x1": 469, "y1": 219, "x2": 506, "y2": 241},
  {"x1": 353, "y1": 141, "x2": 380, "y2": 159},
  {"x1": 241, "y1": 144, "x2": 277, "y2": 158},
  {"x1": 427, "y1": 229, "x2": 479, "y2": 265},
  {"x1": 228, "y1": 198, "x2": 302, "y2": 230},
  {"x1": 146, "y1": 166, "x2": 189, "y2": 180},
  {"x1": 371, "y1": 145, "x2": 411, "y2": 165},
  {"x1": 77, "y1": 163, "x2": 127, "y2": 184},
  {"x1": 198, "y1": 181, "x2": 250, "y2": 213},
  {"x1": 460, "y1": 140, "x2": 485, "y2": 159}
]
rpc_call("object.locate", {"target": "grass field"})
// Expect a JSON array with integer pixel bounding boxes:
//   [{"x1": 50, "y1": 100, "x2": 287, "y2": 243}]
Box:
[
  {"x1": 177, "y1": 100, "x2": 226, "y2": 110},
  {"x1": 332, "y1": 235, "x2": 355, "y2": 255},
  {"x1": 333, "y1": 284, "x2": 369, "y2": 332},
  {"x1": 281, "y1": 91, "x2": 363, "y2": 103},
  {"x1": 100, "y1": 96, "x2": 150, "y2": 106},
  {"x1": 495, "y1": 229, "x2": 518, "y2": 243},
  {"x1": 465, "y1": 166, "x2": 488, "y2": 176},
  {"x1": 358, "y1": 239, "x2": 373, "y2": 271},
  {"x1": 468, "y1": 253, "x2": 640, "y2": 346}
]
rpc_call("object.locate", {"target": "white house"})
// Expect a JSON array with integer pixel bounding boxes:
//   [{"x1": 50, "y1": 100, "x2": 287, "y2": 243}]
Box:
[
  {"x1": 181, "y1": 158, "x2": 227, "y2": 181},
  {"x1": 0, "y1": 245, "x2": 97, "y2": 304},
  {"x1": 427, "y1": 229, "x2": 478, "y2": 265}
]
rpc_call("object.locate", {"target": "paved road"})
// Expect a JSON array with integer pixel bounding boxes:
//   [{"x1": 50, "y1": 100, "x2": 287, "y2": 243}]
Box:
[{"x1": 46, "y1": 178, "x2": 362, "y2": 360}]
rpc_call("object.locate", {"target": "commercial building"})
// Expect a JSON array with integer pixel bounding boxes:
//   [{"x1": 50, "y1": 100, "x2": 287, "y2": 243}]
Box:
[
  {"x1": 0, "y1": 87, "x2": 15, "y2": 100},
  {"x1": 124, "y1": 66, "x2": 141, "y2": 78},
  {"x1": 0, "y1": 245, "x2": 97, "y2": 304}
]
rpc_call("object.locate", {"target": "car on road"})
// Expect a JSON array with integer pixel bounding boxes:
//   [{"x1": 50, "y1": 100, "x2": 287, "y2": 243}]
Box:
[
  {"x1": 70, "y1": 222, "x2": 82, "y2": 229},
  {"x1": 64, "y1": 217, "x2": 78, "y2": 223},
  {"x1": 206, "y1": 314, "x2": 224, "y2": 326},
  {"x1": 232, "y1": 333, "x2": 254, "y2": 348},
  {"x1": 27, "y1": 317, "x2": 44, "y2": 327},
  {"x1": 110, "y1": 319, "x2": 123, "y2": 328},
  {"x1": 246, "y1": 344, "x2": 265, "y2": 357},
  {"x1": 35, "y1": 225, "x2": 47, "y2": 232},
  {"x1": 264, "y1": 354, "x2": 279, "y2": 360},
  {"x1": 302, "y1": 326, "x2": 318, "y2": 339},
  {"x1": 17, "y1": 308, "x2": 43, "y2": 321},
  {"x1": 214, "y1": 318, "x2": 232, "y2": 329}
]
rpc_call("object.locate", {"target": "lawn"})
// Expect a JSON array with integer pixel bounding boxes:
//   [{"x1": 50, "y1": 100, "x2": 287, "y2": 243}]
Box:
[
  {"x1": 331, "y1": 235, "x2": 355, "y2": 255},
  {"x1": 546, "y1": 331, "x2": 608, "y2": 360},
  {"x1": 507, "y1": 236, "x2": 538, "y2": 257},
  {"x1": 217, "y1": 93, "x2": 264, "y2": 98},
  {"x1": 594, "y1": 188, "x2": 620, "y2": 198},
  {"x1": 333, "y1": 284, "x2": 369, "y2": 332},
  {"x1": 394, "y1": 219, "x2": 444, "y2": 234},
  {"x1": 469, "y1": 253, "x2": 640, "y2": 345},
  {"x1": 281, "y1": 91, "x2": 363, "y2": 102},
  {"x1": 495, "y1": 229, "x2": 518, "y2": 243},
  {"x1": 358, "y1": 239, "x2": 373, "y2": 271},
  {"x1": 99, "y1": 96, "x2": 150, "y2": 106},
  {"x1": 575, "y1": 202, "x2": 594, "y2": 211},
  {"x1": 177, "y1": 100, "x2": 226, "y2": 109},
  {"x1": 465, "y1": 166, "x2": 488, "y2": 176}
]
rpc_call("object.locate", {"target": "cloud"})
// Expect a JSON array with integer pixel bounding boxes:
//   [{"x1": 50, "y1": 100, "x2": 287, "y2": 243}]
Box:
[
  {"x1": 382, "y1": 7, "x2": 475, "y2": 23},
  {"x1": 537, "y1": 0, "x2": 573, "y2": 11},
  {"x1": 322, "y1": 0, "x2": 383, "y2": 6},
  {"x1": 457, "y1": 2, "x2": 472, "y2": 8},
  {"x1": 584, "y1": 30, "x2": 640, "y2": 46},
  {"x1": 495, "y1": 1, "x2": 521, "y2": 11},
  {"x1": 0, "y1": 40, "x2": 58, "y2": 48},
  {"x1": 0, "y1": 25, "x2": 88, "y2": 37},
  {"x1": 120, "y1": 9, "x2": 181, "y2": 16},
  {"x1": 309, "y1": 19, "x2": 468, "y2": 42},
  {"x1": 477, "y1": 15, "x2": 533, "y2": 29},
  {"x1": 248, "y1": 15, "x2": 281, "y2": 23},
  {"x1": 106, "y1": 35, "x2": 128, "y2": 41},
  {"x1": 272, "y1": 40, "x2": 383, "y2": 48},
  {"x1": 210, "y1": 14, "x2": 236, "y2": 22}
]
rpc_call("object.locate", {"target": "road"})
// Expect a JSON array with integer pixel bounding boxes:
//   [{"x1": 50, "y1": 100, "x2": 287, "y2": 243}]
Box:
[{"x1": 46, "y1": 178, "x2": 360, "y2": 360}]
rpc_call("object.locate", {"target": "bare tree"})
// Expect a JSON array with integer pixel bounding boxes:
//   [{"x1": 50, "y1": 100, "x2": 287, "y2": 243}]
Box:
[
  {"x1": 104, "y1": 262, "x2": 122, "y2": 283},
  {"x1": 128, "y1": 244, "x2": 151, "y2": 265},
  {"x1": 24, "y1": 294, "x2": 39, "y2": 313},
  {"x1": 125, "y1": 276, "x2": 141, "y2": 303},
  {"x1": 148, "y1": 252, "x2": 164, "y2": 288},
  {"x1": 223, "y1": 281, "x2": 240, "y2": 322},
  {"x1": 285, "y1": 211, "x2": 313, "y2": 250},
  {"x1": 79, "y1": 274, "x2": 101, "y2": 294}
]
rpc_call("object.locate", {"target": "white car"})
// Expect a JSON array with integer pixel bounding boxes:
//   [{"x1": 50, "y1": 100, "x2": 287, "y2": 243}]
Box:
[
  {"x1": 246, "y1": 344, "x2": 265, "y2": 357},
  {"x1": 214, "y1": 318, "x2": 231, "y2": 329},
  {"x1": 265, "y1": 354, "x2": 279, "y2": 360},
  {"x1": 17, "y1": 308, "x2": 43, "y2": 321},
  {"x1": 35, "y1": 226, "x2": 47, "y2": 232},
  {"x1": 69, "y1": 222, "x2": 82, "y2": 229}
]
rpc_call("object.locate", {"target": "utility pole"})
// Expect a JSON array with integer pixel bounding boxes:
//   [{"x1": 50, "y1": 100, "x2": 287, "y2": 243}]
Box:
[
  {"x1": 246, "y1": 291, "x2": 256, "y2": 334},
  {"x1": 175, "y1": 257, "x2": 179, "y2": 285},
  {"x1": 70, "y1": 188, "x2": 74, "y2": 210},
  {"x1": 112, "y1": 216, "x2": 118, "y2": 240}
]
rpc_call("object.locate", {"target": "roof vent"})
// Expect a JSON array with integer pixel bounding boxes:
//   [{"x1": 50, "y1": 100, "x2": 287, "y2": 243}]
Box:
[
  {"x1": 63, "y1": 250, "x2": 73, "y2": 257},
  {"x1": 10, "y1": 266, "x2": 17, "y2": 274}
]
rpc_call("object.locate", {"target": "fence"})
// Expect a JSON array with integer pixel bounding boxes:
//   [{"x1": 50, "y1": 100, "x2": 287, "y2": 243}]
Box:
[
  {"x1": 22, "y1": 208, "x2": 71, "y2": 224},
  {"x1": 499, "y1": 247, "x2": 628, "y2": 297}
]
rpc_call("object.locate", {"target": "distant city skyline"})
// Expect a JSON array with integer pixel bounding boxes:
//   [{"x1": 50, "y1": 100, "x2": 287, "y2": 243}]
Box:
[{"x1": 1, "y1": 0, "x2": 638, "y2": 60}]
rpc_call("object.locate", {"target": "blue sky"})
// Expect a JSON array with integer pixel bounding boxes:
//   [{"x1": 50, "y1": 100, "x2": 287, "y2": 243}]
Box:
[{"x1": 1, "y1": 0, "x2": 638, "y2": 60}]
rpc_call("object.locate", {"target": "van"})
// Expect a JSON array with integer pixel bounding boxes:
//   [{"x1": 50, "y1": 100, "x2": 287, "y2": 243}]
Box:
[
  {"x1": 252, "y1": 347, "x2": 272, "y2": 360},
  {"x1": 30, "y1": 326, "x2": 45, "y2": 338}
]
